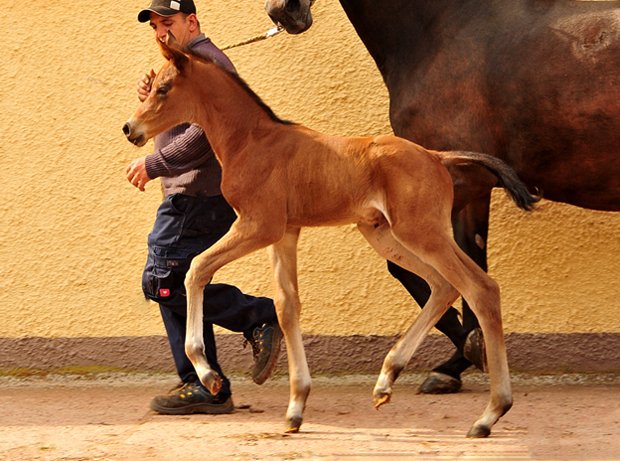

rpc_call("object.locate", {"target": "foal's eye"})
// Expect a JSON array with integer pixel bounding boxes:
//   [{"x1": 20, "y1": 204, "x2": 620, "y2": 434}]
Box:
[{"x1": 156, "y1": 85, "x2": 170, "y2": 97}]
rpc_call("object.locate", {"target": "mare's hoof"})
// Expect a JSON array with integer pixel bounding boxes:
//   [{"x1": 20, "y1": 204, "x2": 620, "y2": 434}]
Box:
[
  {"x1": 463, "y1": 328, "x2": 488, "y2": 372},
  {"x1": 373, "y1": 391, "x2": 392, "y2": 409},
  {"x1": 466, "y1": 424, "x2": 491, "y2": 438},
  {"x1": 285, "y1": 416, "x2": 302, "y2": 433},
  {"x1": 417, "y1": 372, "x2": 462, "y2": 394}
]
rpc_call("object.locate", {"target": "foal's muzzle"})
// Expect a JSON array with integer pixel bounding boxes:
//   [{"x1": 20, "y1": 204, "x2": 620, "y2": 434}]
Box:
[{"x1": 122, "y1": 121, "x2": 146, "y2": 147}]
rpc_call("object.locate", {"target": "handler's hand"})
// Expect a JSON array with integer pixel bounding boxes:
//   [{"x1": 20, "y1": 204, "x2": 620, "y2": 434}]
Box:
[
  {"x1": 137, "y1": 69, "x2": 156, "y2": 102},
  {"x1": 126, "y1": 156, "x2": 152, "y2": 192}
]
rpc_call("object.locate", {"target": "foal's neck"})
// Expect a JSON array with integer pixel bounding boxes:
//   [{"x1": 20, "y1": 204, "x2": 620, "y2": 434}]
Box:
[{"x1": 190, "y1": 62, "x2": 278, "y2": 164}]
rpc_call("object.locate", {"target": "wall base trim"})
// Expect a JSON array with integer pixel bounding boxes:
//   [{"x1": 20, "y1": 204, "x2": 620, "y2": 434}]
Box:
[{"x1": 2, "y1": 333, "x2": 619, "y2": 373}]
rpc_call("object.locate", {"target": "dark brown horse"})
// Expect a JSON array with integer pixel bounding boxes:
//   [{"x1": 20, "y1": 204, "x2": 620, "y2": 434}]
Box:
[
  {"x1": 124, "y1": 33, "x2": 538, "y2": 436},
  {"x1": 265, "y1": 0, "x2": 620, "y2": 391}
]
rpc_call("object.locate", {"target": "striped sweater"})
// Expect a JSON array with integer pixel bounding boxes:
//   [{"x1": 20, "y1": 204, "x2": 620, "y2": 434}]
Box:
[{"x1": 144, "y1": 34, "x2": 236, "y2": 197}]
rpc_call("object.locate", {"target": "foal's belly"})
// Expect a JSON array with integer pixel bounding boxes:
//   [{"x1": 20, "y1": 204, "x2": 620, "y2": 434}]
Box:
[{"x1": 285, "y1": 200, "x2": 386, "y2": 228}]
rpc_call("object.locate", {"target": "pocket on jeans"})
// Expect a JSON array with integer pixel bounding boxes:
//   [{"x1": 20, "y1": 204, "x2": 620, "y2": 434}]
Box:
[
  {"x1": 168, "y1": 193, "x2": 193, "y2": 214},
  {"x1": 142, "y1": 263, "x2": 174, "y2": 302}
]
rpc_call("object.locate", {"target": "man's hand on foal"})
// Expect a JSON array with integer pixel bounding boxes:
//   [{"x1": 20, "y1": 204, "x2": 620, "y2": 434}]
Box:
[
  {"x1": 126, "y1": 156, "x2": 151, "y2": 192},
  {"x1": 137, "y1": 69, "x2": 156, "y2": 102}
]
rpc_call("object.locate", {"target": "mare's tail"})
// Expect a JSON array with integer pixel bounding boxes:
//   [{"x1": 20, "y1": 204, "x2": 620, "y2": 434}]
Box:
[{"x1": 440, "y1": 151, "x2": 541, "y2": 211}]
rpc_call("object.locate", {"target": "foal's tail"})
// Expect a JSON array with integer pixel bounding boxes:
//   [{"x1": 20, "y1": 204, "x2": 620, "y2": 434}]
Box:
[{"x1": 440, "y1": 151, "x2": 541, "y2": 211}]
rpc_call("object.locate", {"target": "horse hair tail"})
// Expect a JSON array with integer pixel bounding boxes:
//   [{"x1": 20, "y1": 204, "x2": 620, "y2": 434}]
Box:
[{"x1": 444, "y1": 151, "x2": 541, "y2": 211}]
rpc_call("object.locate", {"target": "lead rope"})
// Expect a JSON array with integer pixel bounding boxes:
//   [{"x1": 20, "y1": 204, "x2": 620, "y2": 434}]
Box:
[
  {"x1": 221, "y1": 25, "x2": 285, "y2": 51},
  {"x1": 221, "y1": 0, "x2": 317, "y2": 51}
]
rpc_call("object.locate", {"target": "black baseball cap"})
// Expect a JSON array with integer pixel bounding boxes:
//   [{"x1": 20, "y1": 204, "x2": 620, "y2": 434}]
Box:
[{"x1": 138, "y1": 0, "x2": 197, "y2": 22}]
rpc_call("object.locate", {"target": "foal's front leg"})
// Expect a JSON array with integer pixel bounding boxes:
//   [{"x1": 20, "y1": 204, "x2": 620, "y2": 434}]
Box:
[
  {"x1": 267, "y1": 229, "x2": 310, "y2": 433},
  {"x1": 184, "y1": 218, "x2": 278, "y2": 395}
]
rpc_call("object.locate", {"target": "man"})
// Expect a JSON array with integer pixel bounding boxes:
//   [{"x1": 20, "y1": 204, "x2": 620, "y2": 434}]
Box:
[{"x1": 126, "y1": 0, "x2": 283, "y2": 415}]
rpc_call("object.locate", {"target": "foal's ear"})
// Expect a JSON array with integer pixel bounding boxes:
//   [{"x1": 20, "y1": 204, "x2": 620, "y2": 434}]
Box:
[{"x1": 158, "y1": 31, "x2": 190, "y2": 72}]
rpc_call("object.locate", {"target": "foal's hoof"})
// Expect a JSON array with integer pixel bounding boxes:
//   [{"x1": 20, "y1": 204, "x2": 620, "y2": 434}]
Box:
[
  {"x1": 285, "y1": 416, "x2": 303, "y2": 433},
  {"x1": 417, "y1": 372, "x2": 462, "y2": 394},
  {"x1": 463, "y1": 328, "x2": 488, "y2": 372},
  {"x1": 373, "y1": 391, "x2": 392, "y2": 409},
  {"x1": 466, "y1": 424, "x2": 491, "y2": 438},
  {"x1": 200, "y1": 371, "x2": 222, "y2": 395}
]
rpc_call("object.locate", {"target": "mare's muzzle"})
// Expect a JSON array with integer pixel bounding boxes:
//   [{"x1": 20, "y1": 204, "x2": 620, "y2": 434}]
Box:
[{"x1": 265, "y1": 0, "x2": 313, "y2": 34}]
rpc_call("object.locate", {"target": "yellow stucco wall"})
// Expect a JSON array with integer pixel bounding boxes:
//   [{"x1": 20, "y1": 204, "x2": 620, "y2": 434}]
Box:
[{"x1": 2, "y1": 0, "x2": 619, "y2": 340}]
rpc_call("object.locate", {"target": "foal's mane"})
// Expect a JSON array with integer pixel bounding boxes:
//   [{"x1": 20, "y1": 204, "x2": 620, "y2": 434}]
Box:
[{"x1": 184, "y1": 46, "x2": 295, "y2": 126}]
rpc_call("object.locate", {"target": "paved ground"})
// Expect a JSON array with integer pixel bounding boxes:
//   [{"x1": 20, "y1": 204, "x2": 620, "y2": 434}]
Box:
[{"x1": 0, "y1": 371, "x2": 619, "y2": 460}]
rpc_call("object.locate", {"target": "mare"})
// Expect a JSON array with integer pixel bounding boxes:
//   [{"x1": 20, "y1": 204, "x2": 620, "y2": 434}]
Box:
[
  {"x1": 265, "y1": 0, "x2": 620, "y2": 391},
  {"x1": 123, "y1": 33, "x2": 539, "y2": 437}
]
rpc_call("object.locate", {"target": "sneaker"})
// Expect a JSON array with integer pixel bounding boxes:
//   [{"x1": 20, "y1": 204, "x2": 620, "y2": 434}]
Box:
[
  {"x1": 150, "y1": 382, "x2": 234, "y2": 415},
  {"x1": 244, "y1": 320, "x2": 284, "y2": 385}
]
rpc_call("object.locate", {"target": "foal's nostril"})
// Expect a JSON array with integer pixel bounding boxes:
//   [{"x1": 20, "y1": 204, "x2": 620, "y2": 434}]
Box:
[{"x1": 122, "y1": 123, "x2": 131, "y2": 137}]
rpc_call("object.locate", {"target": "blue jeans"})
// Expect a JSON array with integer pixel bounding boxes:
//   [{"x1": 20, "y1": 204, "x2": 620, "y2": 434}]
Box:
[{"x1": 142, "y1": 193, "x2": 277, "y2": 396}]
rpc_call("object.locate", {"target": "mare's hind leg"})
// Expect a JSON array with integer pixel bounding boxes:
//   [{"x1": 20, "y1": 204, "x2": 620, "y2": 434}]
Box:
[
  {"x1": 450, "y1": 197, "x2": 492, "y2": 372},
  {"x1": 267, "y1": 228, "x2": 310, "y2": 433},
  {"x1": 357, "y1": 222, "x2": 460, "y2": 407}
]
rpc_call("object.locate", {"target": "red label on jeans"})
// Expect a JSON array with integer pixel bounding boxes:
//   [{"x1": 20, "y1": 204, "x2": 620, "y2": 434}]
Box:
[{"x1": 159, "y1": 288, "x2": 171, "y2": 297}]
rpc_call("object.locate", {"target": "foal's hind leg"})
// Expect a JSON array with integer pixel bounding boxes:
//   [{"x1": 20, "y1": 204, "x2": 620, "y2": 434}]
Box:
[
  {"x1": 391, "y1": 223, "x2": 512, "y2": 438},
  {"x1": 357, "y1": 222, "x2": 460, "y2": 407},
  {"x1": 267, "y1": 228, "x2": 310, "y2": 433}
]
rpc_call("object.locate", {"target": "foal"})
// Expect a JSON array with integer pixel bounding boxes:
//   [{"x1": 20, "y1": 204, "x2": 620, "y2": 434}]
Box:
[{"x1": 123, "y1": 33, "x2": 537, "y2": 438}]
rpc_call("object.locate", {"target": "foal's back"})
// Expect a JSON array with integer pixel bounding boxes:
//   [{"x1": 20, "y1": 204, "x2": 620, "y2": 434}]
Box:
[{"x1": 278, "y1": 128, "x2": 451, "y2": 228}]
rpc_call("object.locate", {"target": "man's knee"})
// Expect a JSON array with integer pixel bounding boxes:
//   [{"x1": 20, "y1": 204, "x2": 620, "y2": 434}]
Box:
[{"x1": 142, "y1": 251, "x2": 191, "y2": 308}]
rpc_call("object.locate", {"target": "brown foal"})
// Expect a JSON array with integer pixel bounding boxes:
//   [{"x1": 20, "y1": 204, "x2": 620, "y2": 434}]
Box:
[{"x1": 123, "y1": 33, "x2": 538, "y2": 437}]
